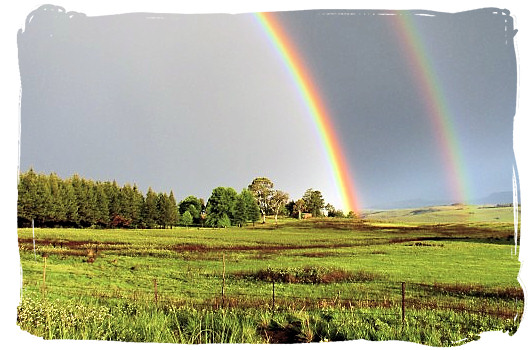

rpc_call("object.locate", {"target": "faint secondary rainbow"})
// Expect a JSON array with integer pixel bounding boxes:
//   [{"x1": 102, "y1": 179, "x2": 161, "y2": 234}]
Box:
[
  {"x1": 390, "y1": 11, "x2": 471, "y2": 204},
  {"x1": 254, "y1": 12, "x2": 361, "y2": 213}
]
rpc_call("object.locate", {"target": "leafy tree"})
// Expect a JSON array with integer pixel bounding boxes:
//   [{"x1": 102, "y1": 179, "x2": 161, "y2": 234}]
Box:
[
  {"x1": 324, "y1": 203, "x2": 345, "y2": 218},
  {"x1": 205, "y1": 187, "x2": 237, "y2": 228},
  {"x1": 346, "y1": 210, "x2": 358, "y2": 219},
  {"x1": 325, "y1": 203, "x2": 335, "y2": 217},
  {"x1": 248, "y1": 177, "x2": 274, "y2": 223},
  {"x1": 180, "y1": 210, "x2": 193, "y2": 228},
  {"x1": 334, "y1": 209, "x2": 345, "y2": 218},
  {"x1": 302, "y1": 188, "x2": 325, "y2": 217},
  {"x1": 178, "y1": 196, "x2": 202, "y2": 224},
  {"x1": 293, "y1": 199, "x2": 306, "y2": 220},
  {"x1": 270, "y1": 190, "x2": 289, "y2": 223},
  {"x1": 285, "y1": 200, "x2": 296, "y2": 218},
  {"x1": 232, "y1": 189, "x2": 259, "y2": 227}
]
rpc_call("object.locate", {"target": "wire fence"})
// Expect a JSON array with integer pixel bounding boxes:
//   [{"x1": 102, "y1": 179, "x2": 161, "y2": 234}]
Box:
[{"x1": 20, "y1": 258, "x2": 524, "y2": 323}]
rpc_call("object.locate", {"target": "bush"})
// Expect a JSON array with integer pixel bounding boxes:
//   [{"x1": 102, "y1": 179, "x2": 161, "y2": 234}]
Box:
[{"x1": 234, "y1": 266, "x2": 384, "y2": 284}]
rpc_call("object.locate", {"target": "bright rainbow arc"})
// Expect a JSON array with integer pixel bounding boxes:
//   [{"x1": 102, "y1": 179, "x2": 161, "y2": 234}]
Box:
[
  {"x1": 391, "y1": 11, "x2": 471, "y2": 204},
  {"x1": 254, "y1": 12, "x2": 361, "y2": 214}
]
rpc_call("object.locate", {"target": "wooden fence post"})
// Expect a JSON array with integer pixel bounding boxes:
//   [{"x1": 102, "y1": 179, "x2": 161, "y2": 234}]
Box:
[
  {"x1": 401, "y1": 282, "x2": 406, "y2": 324},
  {"x1": 153, "y1": 278, "x2": 158, "y2": 304},
  {"x1": 32, "y1": 219, "x2": 36, "y2": 261},
  {"x1": 272, "y1": 280, "x2": 275, "y2": 311},
  {"x1": 222, "y1": 253, "x2": 226, "y2": 308},
  {"x1": 42, "y1": 253, "x2": 48, "y2": 296}
]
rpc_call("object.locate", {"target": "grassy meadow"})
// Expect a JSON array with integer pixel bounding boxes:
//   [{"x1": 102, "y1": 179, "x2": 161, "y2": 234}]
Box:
[{"x1": 17, "y1": 204, "x2": 523, "y2": 345}]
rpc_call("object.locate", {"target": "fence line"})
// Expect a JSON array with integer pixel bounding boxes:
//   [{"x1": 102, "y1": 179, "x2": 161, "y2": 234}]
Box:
[
  {"x1": 19, "y1": 254, "x2": 524, "y2": 324},
  {"x1": 22, "y1": 280, "x2": 522, "y2": 321}
]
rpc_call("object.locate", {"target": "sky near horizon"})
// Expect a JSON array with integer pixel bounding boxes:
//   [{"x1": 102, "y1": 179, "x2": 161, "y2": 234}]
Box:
[{"x1": 17, "y1": 5, "x2": 517, "y2": 210}]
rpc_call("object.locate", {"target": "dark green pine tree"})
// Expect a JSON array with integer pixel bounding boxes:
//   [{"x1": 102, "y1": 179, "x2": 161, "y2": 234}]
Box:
[
  {"x1": 17, "y1": 169, "x2": 39, "y2": 226},
  {"x1": 142, "y1": 187, "x2": 158, "y2": 229},
  {"x1": 119, "y1": 184, "x2": 139, "y2": 228},
  {"x1": 19, "y1": 171, "x2": 53, "y2": 226},
  {"x1": 71, "y1": 174, "x2": 88, "y2": 226},
  {"x1": 156, "y1": 192, "x2": 174, "y2": 229},
  {"x1": 232, "y1": 192, "x2": 248, "y2": 227},
  {"x1": 93, "y1": 182, "x2": 110, "y2": 227},
  {"x1": 242, "y1": 189, "x2": 261, "y2": 225},
  {"x1": 168, "y1": 191, "x2": 179, "y2": 228},
  {"x1": 36, "y1": 173, "x2": 53, "y2": 226},
  {"x1": 83, "y1": 179, "x2": 98, "y2": 226},
  {"x1": 103, "y1": 180, "x2": 121, "y2": 224},
  {"x1": 60, "y1": 178, "x2": 78, "y2": 226},
  {"x1": 131, "y1": 185, "x2": 145, "y2": 228},
  {"x1": 47, "y1": 172, "x2": 67, "y2": 225}
]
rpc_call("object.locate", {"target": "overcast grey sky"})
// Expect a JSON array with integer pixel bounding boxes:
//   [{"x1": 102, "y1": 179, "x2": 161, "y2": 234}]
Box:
[{"x1": 17, "y1": 5, "x2": 517, "y2": 210}]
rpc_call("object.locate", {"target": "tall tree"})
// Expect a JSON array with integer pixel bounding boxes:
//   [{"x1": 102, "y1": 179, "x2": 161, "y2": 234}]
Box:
[
  {"x1": 17, "y1": 169, "x2": 51, "y2": 226},
  {"x1": 205, "y1": 187, "x2": 237, "y2": 228},
  {"x1": 71, "y1": 175, "x2": 91, "y2": 226},
  {"x1": 60, "y1": 178, "x2": 78, "y2": 226},
  {"x1": 119, "y1": 184, "x2": 143, "y2": 228},
  {"x1": 178, "y1": 195, "x2": 202, "y2": 224},
  {"x1": 168, "y1": 191, "x2": 179, "y2": 228},
  {"x1": 233, "y1": 189, "x2": 262, "y2": 227},
  {"x1": 233, "y1": 192, "x2": 248, "y2": 227},
  {"x1": 248, "y1": 177, "x2": 274, "y2": 223},
  {"x1": 131, "y1": 185, "x2": 145, "y2": 228},
  {"x1": 93, "y1": 183, "x2": 110, "y2": 227},
  {"x1": 302, "y1": 188, "x2": 325, "y2": 217},
  {"x1": 156, "y1": 192, "x2": 173, "y2": 228},
  {"x1": 294, "y1": 199, "x2": 305, "y2": 220},
  {"x1": 241, "y1": 189, "x2": 261, "y2": 226},
  {"x1": 47, "y1": 172, "x2": 67, "y2": 224},
  {"x1": 104, "y1": 180, "x2": 121, "y2": 221},
  {"x1": 85, "y1": 179, "x2": 100, "y2": 226},
  {"x1": 180, "y1": 211, "x2": 193, "y2": 228},
  {"x1": 270, "y1": 190, "x2": 289, "y2": 223},
  {"x1": 142, "y1": 187, "x2": 158, "y2": 228},
  {"x1": 325, "y1": 203, "x2": 336, "y2": 217}
]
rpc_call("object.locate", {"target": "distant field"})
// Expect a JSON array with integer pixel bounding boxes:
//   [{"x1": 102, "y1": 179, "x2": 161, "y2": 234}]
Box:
[
  {"x1": 364, "y1": 204, "x2": 518, "y2": 224},
  {"x1": 17, "y1": 205, "x2": 523, "y2": 345}
]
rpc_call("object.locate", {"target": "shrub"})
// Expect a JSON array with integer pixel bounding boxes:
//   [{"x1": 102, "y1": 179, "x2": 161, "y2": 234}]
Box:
[{"x1": 234, "y1": 266, "x2": 384, "y2": 284}]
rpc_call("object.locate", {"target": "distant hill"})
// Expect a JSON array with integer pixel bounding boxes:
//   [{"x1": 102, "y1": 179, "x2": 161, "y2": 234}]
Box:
[
  {"x1": 472, "y1": 191, "x2": 516, "y2": 206},
  {"x1": 369, "y1": 190, "x2": 516, "y2": 210},
  {"x1": 369, "y1": 198, "x2": 451, "y2": 210}
]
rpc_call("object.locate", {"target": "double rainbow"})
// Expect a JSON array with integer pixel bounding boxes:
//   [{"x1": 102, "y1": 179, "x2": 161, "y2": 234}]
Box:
[
  {"x1": 390, "y1": 11, "x2": 471, "y2": 205},
  {"x1": 255, "y1": 11, "x2": 472, "y2": 211},
  {"x1": 254, "y1": 12, "x2": 361, "y2": 214}
]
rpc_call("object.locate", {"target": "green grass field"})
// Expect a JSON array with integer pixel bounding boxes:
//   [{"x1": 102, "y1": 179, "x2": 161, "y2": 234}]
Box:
[{"x1": 16, "y1": 205, "x2": 523, "y2": 345}]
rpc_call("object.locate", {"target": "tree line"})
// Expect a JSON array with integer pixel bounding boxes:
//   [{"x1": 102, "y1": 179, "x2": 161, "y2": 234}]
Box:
[{"x1": 17, "y1": 170, "x2": 355, "y2": 229}]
